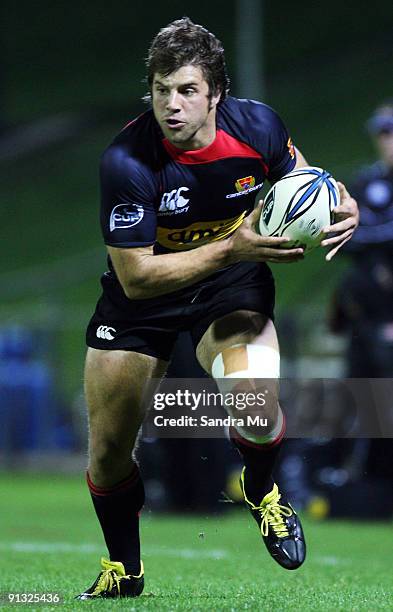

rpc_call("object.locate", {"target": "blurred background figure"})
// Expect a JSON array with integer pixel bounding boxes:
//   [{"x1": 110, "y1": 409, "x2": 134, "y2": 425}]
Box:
[
  {"x1": 330, "y1": 100, "x2": 393, "y2": 377},
  {"x1": 322, "y1": 101, "x2": 393, "y2": 518}
]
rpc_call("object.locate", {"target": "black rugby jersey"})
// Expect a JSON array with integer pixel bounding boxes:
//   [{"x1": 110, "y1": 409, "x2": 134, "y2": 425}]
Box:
[{"x1": 100, "y1": 96, "x2": 296, "y2": 255}]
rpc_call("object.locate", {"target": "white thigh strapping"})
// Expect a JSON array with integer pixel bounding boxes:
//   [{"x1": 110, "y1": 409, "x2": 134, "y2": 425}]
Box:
[{"x1": 211, "y1": 344, "x2": 280, "y2": 379}]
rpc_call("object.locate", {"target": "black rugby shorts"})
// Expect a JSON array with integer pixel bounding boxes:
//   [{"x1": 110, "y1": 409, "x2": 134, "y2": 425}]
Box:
[{"x1": 86, "y1": 262, "x2": 275, "y2": 361}]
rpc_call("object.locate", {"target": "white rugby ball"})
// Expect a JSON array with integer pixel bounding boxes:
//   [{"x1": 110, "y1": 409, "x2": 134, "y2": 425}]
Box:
[{"x1": 257, "y1": 166, "x2": 340, "y2": 252}]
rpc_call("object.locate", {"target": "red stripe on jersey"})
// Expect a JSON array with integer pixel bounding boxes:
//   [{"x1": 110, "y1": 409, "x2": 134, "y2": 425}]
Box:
[{"x1": 162, "y1": 129, "x2": 269, "y2": 172}]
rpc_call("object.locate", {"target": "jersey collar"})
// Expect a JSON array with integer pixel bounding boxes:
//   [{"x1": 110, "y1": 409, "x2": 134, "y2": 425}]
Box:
[{"x1": 162, "y1": 129, "x2": 262, "y2": 165}]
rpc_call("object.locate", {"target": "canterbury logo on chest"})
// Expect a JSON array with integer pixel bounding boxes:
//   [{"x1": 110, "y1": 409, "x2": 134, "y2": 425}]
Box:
[{"x1": 158, "y1": 187, "x2": 190, "y2": 216}]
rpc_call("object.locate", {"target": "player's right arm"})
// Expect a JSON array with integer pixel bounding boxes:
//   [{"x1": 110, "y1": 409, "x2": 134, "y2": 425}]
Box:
[
  {"x1": 100, "y1": 145, "x2": 304, "y2": 300},
  {"x1": 108, "y1": 206, "x2": 304, "y2": 300}
]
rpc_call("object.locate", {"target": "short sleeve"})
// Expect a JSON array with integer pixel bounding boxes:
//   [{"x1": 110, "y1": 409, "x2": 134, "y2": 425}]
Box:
[
  {"x1": 99, "y1": 145, "x2": 157, "y2": 248},
  {"x1": 263, "y1": 106, "x2": 296, "y2": 183}
]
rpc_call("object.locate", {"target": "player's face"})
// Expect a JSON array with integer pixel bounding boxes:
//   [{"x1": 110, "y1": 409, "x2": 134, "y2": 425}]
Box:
[
  {"x1": 375, "y1": 130, "x2": 393, "y2": 168},
  {"x1": 152, "y1": 65, "x2": 221, "y2": 150}
]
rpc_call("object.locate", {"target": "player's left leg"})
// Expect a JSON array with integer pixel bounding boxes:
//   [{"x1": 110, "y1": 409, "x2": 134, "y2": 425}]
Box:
[{"x1": 196, "y1": 310, "x2": 306, "y2": 570}]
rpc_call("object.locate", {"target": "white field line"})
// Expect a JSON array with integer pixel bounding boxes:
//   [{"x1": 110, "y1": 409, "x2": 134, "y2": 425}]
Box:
[
  {"x1": 0, "y1": 541, "x2": 227, "y2": 559},
  {"x1": 313, "y1": 555, "x2": 350, "y2": 566},
  {"x1": 0, "y1": 542, "x2": 348, "y2": 565}
]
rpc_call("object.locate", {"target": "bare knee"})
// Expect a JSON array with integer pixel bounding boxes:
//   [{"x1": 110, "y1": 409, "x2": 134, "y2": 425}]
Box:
[{"x1": 88, "y1": 435, "x2": 135, "y2": 486}]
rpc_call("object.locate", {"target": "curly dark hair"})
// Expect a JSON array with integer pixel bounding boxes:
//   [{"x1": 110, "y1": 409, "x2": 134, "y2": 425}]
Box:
[{"x1": 145, "y1": 17, "x2": 230, "y2": 103}]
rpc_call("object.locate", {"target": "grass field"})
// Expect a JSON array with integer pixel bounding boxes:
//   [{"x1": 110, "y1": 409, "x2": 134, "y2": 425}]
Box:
[{"x1": 1, "y1": 475, "x2": 393, "y2": 611}]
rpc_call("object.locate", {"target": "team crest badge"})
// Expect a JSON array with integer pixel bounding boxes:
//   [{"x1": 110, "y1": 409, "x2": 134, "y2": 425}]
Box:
[
  {"x1": 287, "y1": 137, "x2": 295, "y2": 159},
  {"x1": 235, "y1": 176, "x2": 255, "y2": 192}
]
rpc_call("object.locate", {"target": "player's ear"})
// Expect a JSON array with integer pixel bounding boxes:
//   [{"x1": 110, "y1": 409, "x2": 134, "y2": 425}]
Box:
[{"x1": 209, "y1": 89, "x2": 222, "y2": 110}]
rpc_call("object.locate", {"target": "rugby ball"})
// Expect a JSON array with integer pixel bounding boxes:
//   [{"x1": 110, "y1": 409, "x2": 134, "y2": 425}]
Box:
[{"x1": 257, "y1": 166, "x2": 340, "y2": 252}]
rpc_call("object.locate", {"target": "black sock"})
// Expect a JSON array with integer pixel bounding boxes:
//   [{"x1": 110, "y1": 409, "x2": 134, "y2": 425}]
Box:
[
  {"x1": 87, "y1": 466, "x2": 144, "y2": 575},
  {"x1": 230, "y1": 426, "x2": 284, "y2": 504}
]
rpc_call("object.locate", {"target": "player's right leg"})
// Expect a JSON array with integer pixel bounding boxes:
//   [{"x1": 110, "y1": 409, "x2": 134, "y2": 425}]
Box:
[{"x1": 77, "y1": 347, "x2": 168, "y2": 600}]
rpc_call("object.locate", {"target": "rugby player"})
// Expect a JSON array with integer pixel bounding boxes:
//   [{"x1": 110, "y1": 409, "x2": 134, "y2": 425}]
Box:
[{"x1": 77, "y1": 18, "x2": 359, "y2": 599}]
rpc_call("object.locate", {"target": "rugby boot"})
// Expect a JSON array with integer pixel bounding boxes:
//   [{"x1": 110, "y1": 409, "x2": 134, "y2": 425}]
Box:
[
  {"x1": 240, "y1": 467, "x2": 306, "y2": 569},
  {"x1": 76, "y1": 557, "x2": 144, "y2": 599}
]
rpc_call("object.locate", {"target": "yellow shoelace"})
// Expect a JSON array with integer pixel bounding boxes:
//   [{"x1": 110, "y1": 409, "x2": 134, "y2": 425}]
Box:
[
  {"x1": 92, "y1": 568, "x2": 122, "y2": 596},
  {"x1": 91, "y1": 558, "x2": 143, "y2": 596},
  {"x1": 241, "y1": 469, "x2": 293, "y2": 538}
]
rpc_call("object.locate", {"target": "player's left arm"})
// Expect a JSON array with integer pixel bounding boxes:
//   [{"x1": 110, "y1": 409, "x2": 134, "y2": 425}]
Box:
[
  {"x1": 294, "y1": 146, "x2": 359, "y2": 261},
  {"x1": 260, "y1": 103, "x2": 359, "y2": 260}
]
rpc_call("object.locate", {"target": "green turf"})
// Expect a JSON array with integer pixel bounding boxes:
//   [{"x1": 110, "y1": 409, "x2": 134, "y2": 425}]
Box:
[{"x1": 0, "y1": 474, "x2": 392, "y2": 610}]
